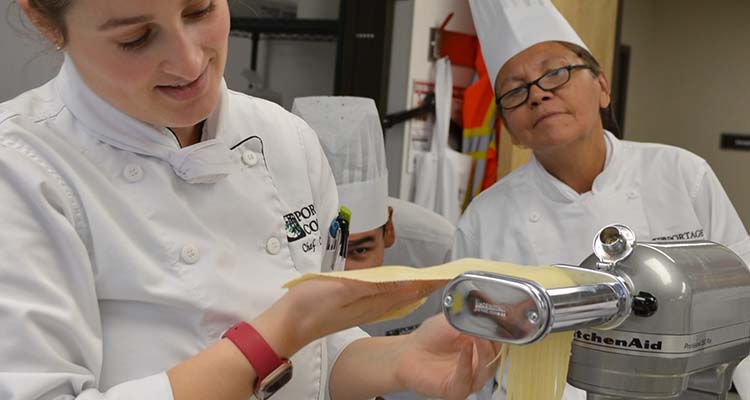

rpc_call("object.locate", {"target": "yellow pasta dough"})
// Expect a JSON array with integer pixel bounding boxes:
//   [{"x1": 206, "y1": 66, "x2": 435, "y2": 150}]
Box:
[
  {"x1": 491, "y1": 331, "x2": 573, "y2": 400},
  {"x1": 284, "y1": 258, "x2": 610, "y2": 291},
  {"x1": 491, "y1": 264, "x2": 579, "y2": 400}
]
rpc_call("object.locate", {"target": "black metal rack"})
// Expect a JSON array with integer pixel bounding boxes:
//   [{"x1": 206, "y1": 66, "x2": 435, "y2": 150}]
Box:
[
  {"x1": 228, "y1": 1, "x2": 395, "y2": 113},
  {"x1": 230, "y1": 18, "x2": 340, "y2": 37},
  {"x1": 229, "y1": 18, "x2": 341, "y2": 72}
]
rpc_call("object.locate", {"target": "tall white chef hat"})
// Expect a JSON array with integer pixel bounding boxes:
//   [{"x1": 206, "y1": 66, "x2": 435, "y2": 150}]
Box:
[
  {"x1": 292, "y1": 96, "x2": 389, "y2": 234},
  {"x1": 469, "y1": 0, "x2": 589, "y2": 90}
]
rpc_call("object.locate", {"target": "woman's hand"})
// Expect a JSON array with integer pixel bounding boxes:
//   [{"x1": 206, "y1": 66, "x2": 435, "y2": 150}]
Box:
[
  {"x1": 252, "y1": 278, "x2": 445, "y2": 358},
  {"x1": 393, "y1": 314, "x2": 501, "y2": 400}
]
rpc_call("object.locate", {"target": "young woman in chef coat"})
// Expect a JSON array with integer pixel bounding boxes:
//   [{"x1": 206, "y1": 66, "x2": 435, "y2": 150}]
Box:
[{"x1": 0, "y1": 1, "x2": 499, "y2": 399}]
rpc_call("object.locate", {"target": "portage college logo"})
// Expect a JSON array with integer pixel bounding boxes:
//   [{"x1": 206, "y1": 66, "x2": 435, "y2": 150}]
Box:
[
  {"x1": 284, "y1": 214, "x2": 306, "y2": 242},
  {"x1": 284, "y1": 204, "x2": 320, "y2": 252}
]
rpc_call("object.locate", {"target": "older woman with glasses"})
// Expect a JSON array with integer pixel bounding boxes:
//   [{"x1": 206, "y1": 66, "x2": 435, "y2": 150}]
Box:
[{"x1": 457, "y1": 1, "x2": 750, "y2": 399}]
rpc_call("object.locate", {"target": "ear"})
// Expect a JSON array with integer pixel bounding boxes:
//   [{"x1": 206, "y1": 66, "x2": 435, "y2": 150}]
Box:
[
  {"x1": 18, "y1": 0, "x2": 64, "y2": 48},
  {"x1": 16, "y1": 0, "x2": 31, "y2": 13},
  {"x1": 383, "y1": 206, "x2": 395, "y2": 248},
  {"x1": 596, "y1": 72, "x2": 612, "y2": 109}
]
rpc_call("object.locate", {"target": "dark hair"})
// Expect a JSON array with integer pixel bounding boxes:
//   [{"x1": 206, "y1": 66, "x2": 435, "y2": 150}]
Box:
[
  {"x1": 557, "y1": 41, "x2": 602, "y2": 75},
  {"x1": 13, "y1": 0, "x2": 73, "y2": 44},
  {"x1": 499, "y1": 41, "x2": 620, "y2": 136}
]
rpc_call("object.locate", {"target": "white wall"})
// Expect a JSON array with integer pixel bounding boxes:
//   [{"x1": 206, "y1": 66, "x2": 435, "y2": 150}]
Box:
[
  {"x1": 621, "y1": 0, "x2": 750, "y2": 226},
  {"x1": 0, "y1": 0, "x2": 61, "y2": 102}
]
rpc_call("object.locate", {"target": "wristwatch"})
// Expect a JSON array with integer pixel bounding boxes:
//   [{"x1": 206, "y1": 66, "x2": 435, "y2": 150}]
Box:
[{"x1": 223, "y1": 322, "x2": 293, "y2": 399}]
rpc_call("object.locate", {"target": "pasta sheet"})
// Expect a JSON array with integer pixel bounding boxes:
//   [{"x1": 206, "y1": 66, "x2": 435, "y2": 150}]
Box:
[{"x1": 285, "y1": 258, "x2": 610, "y2": 400}]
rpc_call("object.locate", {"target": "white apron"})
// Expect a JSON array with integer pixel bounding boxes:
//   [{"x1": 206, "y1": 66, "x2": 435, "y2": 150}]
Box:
[{"x1": 412, "y1": 57, "x2": 472, "y2": 226}]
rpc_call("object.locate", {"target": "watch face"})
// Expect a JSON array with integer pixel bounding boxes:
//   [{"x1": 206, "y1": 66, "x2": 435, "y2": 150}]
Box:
[{"x1": 257, "y1": 363, "x2": 293, "y2": 400}]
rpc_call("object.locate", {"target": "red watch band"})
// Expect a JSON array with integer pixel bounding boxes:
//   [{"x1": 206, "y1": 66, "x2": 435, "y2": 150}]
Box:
[{"x1": 223, "y1": 322, "x2": 286, "y2": 388}]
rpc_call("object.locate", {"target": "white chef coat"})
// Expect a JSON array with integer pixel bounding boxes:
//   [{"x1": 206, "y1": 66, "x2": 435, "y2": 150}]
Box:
[
  {"x1": 383, "y1": 197, "x2": 455, "y2": 269},
  {"x1": 455, "y1": 130, "x2": 750, "y2": 400},
  {"x1": 0, "y1": 56, "x2": 367, "y2": 400},
  {"x1": 456, "y1": 130, "x2": 750, "y2": 265}
]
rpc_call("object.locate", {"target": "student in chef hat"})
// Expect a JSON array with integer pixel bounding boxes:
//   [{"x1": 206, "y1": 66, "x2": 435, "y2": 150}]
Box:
[{"x1": 292, "y1": 96, "x2": 395, "y2": 271}]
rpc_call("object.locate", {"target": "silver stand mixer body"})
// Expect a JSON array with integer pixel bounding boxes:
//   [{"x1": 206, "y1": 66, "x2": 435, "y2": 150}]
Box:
[
  {"x1": 441, "y1": 224, "x2": 750, "y2": 400},
  {"x1": 571, "y1": 239, "x2": 750, "y2": 399}
]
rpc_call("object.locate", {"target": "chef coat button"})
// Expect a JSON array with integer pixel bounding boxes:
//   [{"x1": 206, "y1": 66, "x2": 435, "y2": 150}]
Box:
[
  {"x1": 123, "y1": 164, "x2": 144, "y2": 183},
  {"x1": 529, "y1": 212, "x2": 541, "y2": 223},
  {"x1": 181, "y1": 244, "x2": 201, "y2": 264},
  {"x1": 627, "y1": 190, "x2": 639, "y2": 200},
  {"x1": 242, "y1": 151, "x2": 258, "y2": 167},
  {"x1": 266, "y1": 237, "x2": 282, "y2": 255}
]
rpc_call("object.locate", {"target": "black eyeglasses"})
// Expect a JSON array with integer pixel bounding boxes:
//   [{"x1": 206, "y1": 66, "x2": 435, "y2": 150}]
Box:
[{"x1": 496, "y1": 64, "x2": 594, "y2": 110}]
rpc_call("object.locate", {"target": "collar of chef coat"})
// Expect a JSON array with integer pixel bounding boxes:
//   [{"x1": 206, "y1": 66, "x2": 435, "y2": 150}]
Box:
[
  {"x1": 529, "y1": 130, "x2": 620, "y2": 203},
  {"x1": 56, "y1": 54, "x2": 240, "y2": 184}
]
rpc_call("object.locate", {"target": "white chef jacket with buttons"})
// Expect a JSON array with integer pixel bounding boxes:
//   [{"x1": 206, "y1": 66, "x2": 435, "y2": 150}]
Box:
[
  {"x1": 0, "y1": 57, "x2": 367, "y2": 399},
  {"x1": 455, "y1": 130, "x2": 750, "y2": 400},
  {"x1": 383, "y1": 197, "x2": 455, "y2": 269}
]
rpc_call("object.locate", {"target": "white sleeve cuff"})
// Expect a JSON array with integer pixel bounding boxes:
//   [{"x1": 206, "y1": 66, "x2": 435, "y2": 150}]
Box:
[
  {"x1": 77, "y1": 372, "x2": 174, "y2": 400},
  {"x1": 324, "y1": 327, "x2": 370, "y2": 400},
  {"x1": 734, "y1": 356, "x2": 750, "y2": 400}
]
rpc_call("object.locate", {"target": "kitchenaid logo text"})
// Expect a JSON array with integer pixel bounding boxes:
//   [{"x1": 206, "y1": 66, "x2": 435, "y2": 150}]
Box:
[
  {"x1": 575, "y1": 330, "x2": 662, "y2": 350},
  {"x1": 652, "y1": 228, "x2": 704, "y2": 241}
]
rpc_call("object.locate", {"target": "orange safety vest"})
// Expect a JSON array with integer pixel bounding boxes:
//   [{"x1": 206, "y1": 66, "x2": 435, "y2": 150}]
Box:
[{"x1": 461, "y1": 49, "x2": 501, "y2": 209}]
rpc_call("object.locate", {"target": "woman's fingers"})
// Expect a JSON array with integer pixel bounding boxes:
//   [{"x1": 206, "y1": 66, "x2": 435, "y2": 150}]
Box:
[
  {"x1": 471, "y1": 338, "x2": 501, "y2": 393},
  {"x1": 445, "y1": 341, "x2": 475, "y2": 400}
]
